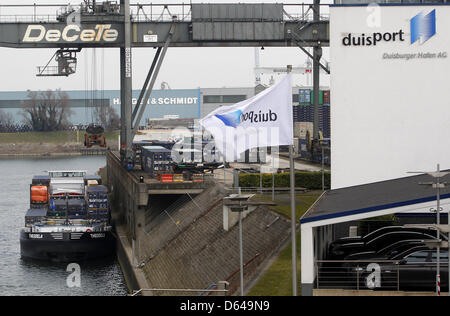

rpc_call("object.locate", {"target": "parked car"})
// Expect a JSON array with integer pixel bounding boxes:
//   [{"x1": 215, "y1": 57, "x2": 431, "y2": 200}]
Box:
[
  {"x1": 328, "y1": 226, "x2": 445, "y2": 259},
  {"x1": 353, "y1": 246, "x2": 449, "y2": 291},
  {"x1": 344, "y1": 239, "x2": 427, "y2": 261}
]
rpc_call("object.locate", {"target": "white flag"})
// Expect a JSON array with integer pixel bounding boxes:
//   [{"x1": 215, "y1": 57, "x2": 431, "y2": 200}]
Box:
[{"x1": 200, "y1": 74, "x2": 293, "y2": 162}]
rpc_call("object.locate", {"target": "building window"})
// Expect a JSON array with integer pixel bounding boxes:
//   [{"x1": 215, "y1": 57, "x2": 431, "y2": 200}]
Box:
[
  {"x1": 203, "y1": 95, "x2": 222, "y2": 103},
  {"x1": 223, "y1": 95, "x2": 246, "y2": 103},
  {"x1": 203, "y1": 95, "x2": 247, "y2": 104}
]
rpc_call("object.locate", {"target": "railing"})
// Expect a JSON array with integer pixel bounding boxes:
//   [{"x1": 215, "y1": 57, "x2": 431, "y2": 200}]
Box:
[
  {"x1": 0, "y1": 3, "x2": 330, "y2": 24},
  {"x1": 315, "y1": 260, "x2": 447, "y2": 292},
  {"x1": 131, "y1": 287, "x2": 228, "y2": 296}
]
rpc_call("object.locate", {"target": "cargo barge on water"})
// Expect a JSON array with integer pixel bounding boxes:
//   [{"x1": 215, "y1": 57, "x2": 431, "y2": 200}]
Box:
[{"x1": 20, "y1": 170, "x2": 115, "y2": 262}]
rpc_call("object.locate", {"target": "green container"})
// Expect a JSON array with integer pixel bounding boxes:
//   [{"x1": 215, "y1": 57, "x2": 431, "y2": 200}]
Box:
[{"x1": 310, "y1": 90, "x2": 324, "y2": 105}]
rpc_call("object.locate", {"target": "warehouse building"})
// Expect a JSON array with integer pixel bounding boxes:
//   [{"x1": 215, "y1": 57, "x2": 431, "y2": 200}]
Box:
[
  {"x1": 0, "y1": 86, "x2": 330, "y2": 131},
  {"x1": 300, "y1": 1, "x2": 450, "y2": 296}
]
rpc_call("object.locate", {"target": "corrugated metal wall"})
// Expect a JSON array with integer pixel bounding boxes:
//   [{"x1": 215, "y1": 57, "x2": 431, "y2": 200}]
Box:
[{"x1": 192, "y1": 4, "x2": 285, "y2": 41}]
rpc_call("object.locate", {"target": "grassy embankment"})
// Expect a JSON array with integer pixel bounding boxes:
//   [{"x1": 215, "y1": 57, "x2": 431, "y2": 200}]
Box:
[
  {"x1": 0, "y1": 130, "x2": 120, "y2": 144},
  {"x1": 247, "y1": 191, "x2": 322, "y2": 296}
]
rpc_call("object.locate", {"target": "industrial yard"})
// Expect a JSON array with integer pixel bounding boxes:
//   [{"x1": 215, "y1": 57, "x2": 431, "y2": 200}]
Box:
[{"x1": 0, "y1": 0, "x2": 448, "y2": 307}]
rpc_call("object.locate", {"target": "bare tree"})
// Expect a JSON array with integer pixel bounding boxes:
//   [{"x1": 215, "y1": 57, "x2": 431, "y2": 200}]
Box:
[
  {"x1": 92, "y1": 103, "x2": 120, "y2": 130},
  {"x1": 22, "y1": 89, "x2": 73, "y2": 131},
  {"x1": 0, "y1": 109, "x2": 14, "y2": 126}
]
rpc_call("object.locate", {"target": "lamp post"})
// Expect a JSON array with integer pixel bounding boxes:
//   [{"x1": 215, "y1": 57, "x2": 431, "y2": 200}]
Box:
[
  {"x1": 224, "y1": 193, "x2": 276, "y2": 296},
  {"x1": 408, "y1": 164, "x2": 450, "y2": 296},
  {"x1": 319, "y1": 138, "x2": 330, "y2": 191}
]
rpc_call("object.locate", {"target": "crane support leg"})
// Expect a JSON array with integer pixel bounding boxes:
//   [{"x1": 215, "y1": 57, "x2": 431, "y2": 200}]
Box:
[
  {"x1": 131, "y1": 23, "x2": 176, "y2": 140},
  {"x1": 120, "y1": 0, "x2": 133, "y2": 168},
  {"x1": 131, "y1": 47, "x2": 162, "y2": 123}
]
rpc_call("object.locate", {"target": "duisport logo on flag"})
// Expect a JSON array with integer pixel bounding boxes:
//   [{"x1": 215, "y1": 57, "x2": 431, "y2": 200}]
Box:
[
  {"x1": 410, "y1": 9, "x2": 436, "y2": 45},
  {"x1": 200, "y1": 74, "x2": 293, "y2": 162}
]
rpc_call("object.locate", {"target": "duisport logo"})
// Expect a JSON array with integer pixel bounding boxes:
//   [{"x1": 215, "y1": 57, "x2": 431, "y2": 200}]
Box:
[
  {"x1": 410, "y1": 9, "x2": 436, "y2": 45},
  {"x1": 215, "y1": 110, "x2": 242, "y2": 128},
  {"x1": 342, "y1": 9, "x2": 436, "y2": 46},
  {"x1": 215, "y1": 109, "x2": 278, "y2": 128}
]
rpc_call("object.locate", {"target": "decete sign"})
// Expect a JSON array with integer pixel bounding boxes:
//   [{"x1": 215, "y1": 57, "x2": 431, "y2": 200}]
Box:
[{"x1": 330, "y1": 4, "x2": 450, "y2": 189}]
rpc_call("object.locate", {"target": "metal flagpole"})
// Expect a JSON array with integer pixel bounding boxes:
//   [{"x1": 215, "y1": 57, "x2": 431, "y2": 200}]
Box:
[
  {"x1": 272, "y1": 148, "x2": 275, "y2": 201},
  {"x1": 233, "y1": 169, "x2": 244, "y2": 296},
  {"x1": 436, "y1": 164, "x2": 441, "y2": 296},
  {"x1": 287, "y1": 65, "x2": 297, "y2": 296},
  {"x1": 239, "y1": 210, "x2": 244, "y2": 296},
  {"x1": 408, "y1": 164, "x2": 450, "y2": 296}
]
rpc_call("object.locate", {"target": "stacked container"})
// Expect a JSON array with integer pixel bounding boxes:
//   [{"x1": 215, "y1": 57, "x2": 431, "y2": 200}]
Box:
[
  {"x1": 86, "y1": 185, "x2": 109, "y2": 222},
  {"x1": 30, "y1": 186, "x2": 48, "y2": 205},
  {"x1": 32, "y1": 175, "x2": 51, "y2": 186},
  {"x1": 299, "y1": 89, "x2": 311, "y2": 104},
  {"x1": 48, "y1": 199, "x2": 69, "y2": 218},
  {"x1": 322, "y1": 90, "x2": 330, "y2": 139},
  {"x1": 142, "y1": 146, "x2": 173, "y2": 178},
  {"x1": 68, "y1": 199, "x2": 87, "y2": 219},
  {"x1": 292, "y1": 106, "x2": 299, "y2": 123},
  {"x1": 296, "y1": 88, "x2": 331, "y2": 142},
  {"x1": 25, "y1": 208, "x2": 47, "y2": 227}
]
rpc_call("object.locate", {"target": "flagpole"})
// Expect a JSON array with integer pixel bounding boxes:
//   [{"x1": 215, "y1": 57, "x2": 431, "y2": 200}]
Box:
[{"x1": 287, "y1": 65, "x2": 297, "y2": 296}]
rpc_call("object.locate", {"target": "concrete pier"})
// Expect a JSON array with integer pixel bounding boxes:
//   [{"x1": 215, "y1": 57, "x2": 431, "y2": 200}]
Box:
[
  {"x1": 105, "y1": 150, "x2": 291, "y2": 296},
  {"x1": 106, "y1": 150, "x2": 211, "y2": 293}
]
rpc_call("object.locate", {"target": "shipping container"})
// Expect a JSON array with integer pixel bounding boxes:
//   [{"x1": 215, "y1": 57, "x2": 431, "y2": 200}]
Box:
[
  {"x1": 323, "y1": 90, "x2": 330, "y2": 104},
  {"x1": 142, "y1": 146, "x2": 173, "y2": 177},
  {"x1": 86, "y1": 185, "x2": 108, "y2": 209},
  {"x1": 32, "y1": 175, "x2": 51, "y2": 186},
  {"x1": 86, "y1": 185, "x2": 108, "y2": 196},
  {"x1": 299, "y1": 89, "x2": 311, "y2": 104},
  {"x1": 31, "y1": 186, "x2": 48, "y2": 204},
  {"x1": 51, "y1": 199, "x2": 86, "y2": 216},
  {"x1": 84, "y1": 175, "x2": 102, "y2": 186},
  {"x1": 88, "y1": 208, "x2": 109, "y2": 222},
  {"x1": 310, "y1": 90, "x2": 324, "y2": 105},
  {"x1": 50, "y1": 179, "x2": 85, "y2": 196},
  {"x1": 299, "y1": 138, "x2": 309, "y2": 157},
  {"x1": 25, "y1": 208, "x2": 47, "y2": 227}
]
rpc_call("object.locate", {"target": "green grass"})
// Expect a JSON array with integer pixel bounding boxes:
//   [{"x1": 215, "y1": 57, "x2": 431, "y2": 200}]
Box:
[
  {"x1": 250, "y1": 191, "x2": 322, "y2": 222},
  {"x1": 247, "y1": 191, "x2": 322, "y2": 296},
  {"x1": 0, "y1": 130, "x2": 120, "y2": 144}
]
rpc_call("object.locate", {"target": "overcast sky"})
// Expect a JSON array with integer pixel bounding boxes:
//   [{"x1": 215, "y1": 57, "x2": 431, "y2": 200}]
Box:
[{"x1": 0, "y1": 0, "x2": 331, "y2": 92}]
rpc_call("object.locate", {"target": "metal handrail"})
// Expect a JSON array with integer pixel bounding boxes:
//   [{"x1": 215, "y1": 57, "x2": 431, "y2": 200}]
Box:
[
  {"x1": 315, "y1": 259, "x2": 449, "y2": 292},
  {"x1": 0, "y1": 3, "x2": 330, "y2": 24},
  {"x1": 131, "y1": 288, "x2": 228, "y2": 296}
]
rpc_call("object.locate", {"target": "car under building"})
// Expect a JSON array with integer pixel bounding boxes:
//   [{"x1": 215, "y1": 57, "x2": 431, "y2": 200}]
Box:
[{"x1": 300, "y1": 171, "x2": 450, "y2": 296}]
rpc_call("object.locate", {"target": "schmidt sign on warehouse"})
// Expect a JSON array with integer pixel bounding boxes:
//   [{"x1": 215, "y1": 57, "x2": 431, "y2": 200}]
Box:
[
  {"x1": 330, "y1": 4, "x2": 450, "y2": 190},
  {"x1": 0, "y1": 89, "x2": 201, "y2": 125}
]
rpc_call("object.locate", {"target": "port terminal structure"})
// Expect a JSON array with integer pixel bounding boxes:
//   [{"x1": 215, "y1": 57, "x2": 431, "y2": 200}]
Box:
[
  {"x1": 0, "y1": 1, "x2": 329, "y2": 293},
  {"x1": 0, "y1": 1, "x2": 329, "y2": 167}
]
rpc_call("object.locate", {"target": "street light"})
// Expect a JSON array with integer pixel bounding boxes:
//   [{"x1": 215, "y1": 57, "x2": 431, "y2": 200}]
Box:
[
  {"x1": 408, "y1": 164, "x2": 450, "y2": 296},
  {"x1": 319, "y1": 138, "x2": 330, "y2": 191},
  {"x1": 224, "y1": 193, "x2": 276, "y2": 296}
]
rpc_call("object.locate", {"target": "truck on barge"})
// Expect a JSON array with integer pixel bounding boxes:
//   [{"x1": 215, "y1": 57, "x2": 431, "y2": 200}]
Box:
[{"x1": 20, "y1": 170, "x2": 115, "y2": 262}]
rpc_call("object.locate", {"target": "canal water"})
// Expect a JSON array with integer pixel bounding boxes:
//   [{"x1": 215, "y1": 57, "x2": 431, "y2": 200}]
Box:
[{"x1": 0, "y1": 156, "x2": 128, "y2": 296}]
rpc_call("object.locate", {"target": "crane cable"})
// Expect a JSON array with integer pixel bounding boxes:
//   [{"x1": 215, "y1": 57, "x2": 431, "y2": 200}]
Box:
[
  {"x1": 90, "y1": 47, "x2": 97, "y2": 124},
  {"x1": 84, "y1": 49, "x2": 89, "y2": 125}
]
